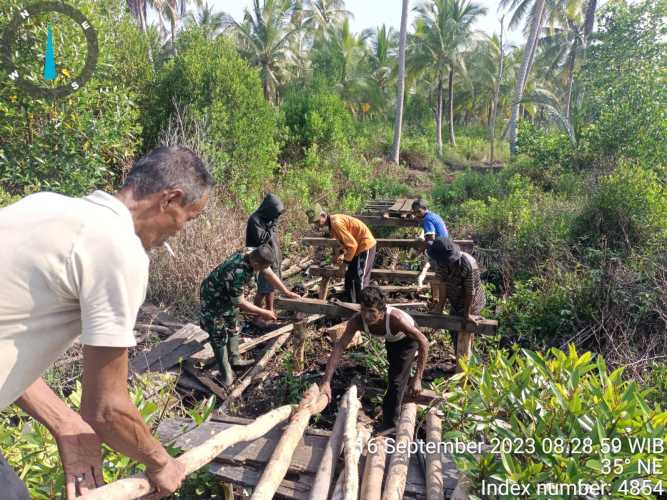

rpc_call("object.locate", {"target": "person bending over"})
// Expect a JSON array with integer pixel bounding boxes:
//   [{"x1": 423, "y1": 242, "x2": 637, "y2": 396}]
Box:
[
  {"x1": 200, "y1": 245, "x2": 300, "y2": 386},
  {"x1": 411, "y1": 198, "x2": 449, "y2": 291},
  {"x1": 307, "y1": 207, "x2": 377, "y2": 303},
  {"x1": 319, "y1": 286, "x2": 429, "y2": 432}
]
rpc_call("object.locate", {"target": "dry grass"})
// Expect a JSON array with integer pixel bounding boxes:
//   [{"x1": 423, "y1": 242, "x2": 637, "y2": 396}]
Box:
[{"x1": 147, "y1": 188, "x2": 246, "y2": 318}]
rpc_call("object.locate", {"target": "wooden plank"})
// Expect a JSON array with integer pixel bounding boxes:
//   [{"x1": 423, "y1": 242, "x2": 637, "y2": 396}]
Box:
[
  {"x1": 302, "y1": 237, "x2": 474, "y2": 253},
  {"x1": 182, "y1": 360, "x2": 227, "y2": 400},
  {"x1": 275, "y1": 297, "x2": 498, "y2": 335},
  {"x1": 130, "y1": 324, "x2": 207, "y2": 374},
  {"x1": 309, "y1": 265, "x2": 437, "y2": 283},
  {"x1": 208, "y1": 462, "x2": 312, "y2": 499},
  {"x1": 355, "y1": 215, "x2": 420, "y2": 228},
  {"x1": 162, "y1": 419, "x2": 329, "y2": 475},
  {"x1": 388, "y1": 199, "x2": 406, "y2": 212}
]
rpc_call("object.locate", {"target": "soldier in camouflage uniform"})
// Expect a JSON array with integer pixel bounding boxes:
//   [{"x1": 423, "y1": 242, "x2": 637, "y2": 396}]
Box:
[{"x1": 200, "y1": 244, "x2": 300, "y2": 386}]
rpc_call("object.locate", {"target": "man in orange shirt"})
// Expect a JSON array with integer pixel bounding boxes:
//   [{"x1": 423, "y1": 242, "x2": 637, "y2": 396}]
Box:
[{"x1": 307, "y1": 207, "x2": 377, "y2": 303}]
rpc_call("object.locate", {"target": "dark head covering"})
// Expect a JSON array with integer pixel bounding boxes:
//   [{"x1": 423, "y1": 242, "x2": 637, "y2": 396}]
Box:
[
  {"x1": 256, "y1": 193, "x2": 285, "y2": 223},
  {"x1": 427, "y1": 236, "x2": 461, "y2": 264}
]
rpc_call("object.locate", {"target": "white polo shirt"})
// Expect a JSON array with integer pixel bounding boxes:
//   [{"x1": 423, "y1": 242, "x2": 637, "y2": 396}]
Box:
[{"x1": 0, "y1": 191, "x2": 149, "y2": 410}]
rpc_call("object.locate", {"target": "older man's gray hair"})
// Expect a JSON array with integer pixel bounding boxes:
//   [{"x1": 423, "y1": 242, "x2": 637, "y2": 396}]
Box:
[{"x1": 123, "y1": 146, "x2": 213, "y2": 205}]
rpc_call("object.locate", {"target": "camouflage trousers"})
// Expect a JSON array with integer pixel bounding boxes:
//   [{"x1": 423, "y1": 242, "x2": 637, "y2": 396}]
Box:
[{"x1": 199, "y1": 303, "x2": 239, "y2": 351}]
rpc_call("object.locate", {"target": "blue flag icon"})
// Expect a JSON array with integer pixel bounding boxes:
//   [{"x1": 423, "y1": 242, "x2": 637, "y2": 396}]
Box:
[{"x1": 43, "y1": 24, "x2": 56, "y2": 81}]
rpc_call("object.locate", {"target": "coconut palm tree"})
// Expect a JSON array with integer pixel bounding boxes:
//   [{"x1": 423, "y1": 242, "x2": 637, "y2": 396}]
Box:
[
  {"x1": 363, "y1": 24, "x2": 398, "y2": 116},
  {"x1": 223, "y1": 0, "x2": 301, "y2": 103},
  {"x1": 312, "y1": 19, "x2": 370, "y2": 113},
  {"x1": 412, "y1": 0, "x2": 486, "y2": 152},
  {"x1": 305, "y1": 0, "x2": 353, "y2": 37},
  {"x1": 186, "y1": 2, "x2": 225, "y2": 39},
  {"x1": 391, "y1": 0, "x2": 409, "y2": 164}
]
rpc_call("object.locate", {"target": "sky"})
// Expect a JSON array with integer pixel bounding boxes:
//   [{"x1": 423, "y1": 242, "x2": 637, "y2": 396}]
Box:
[{"x1": 208, "y1": 0, "x2": 525, "y2": 45}]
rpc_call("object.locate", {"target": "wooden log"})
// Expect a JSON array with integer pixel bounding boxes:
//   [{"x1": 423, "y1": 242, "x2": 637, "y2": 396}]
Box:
[
  {"x1": 80, "y1": 405, "x2": 294, "y2": 500},
  {"x1": 308, "y1": 390, "x2": 351, "y2": 500},
  {"x1": 425, "y1": 409, "x2": 444, "y2": 500},
  {"x1": 219, "y1": 316, "x2": 323, "y2": 412},
  {"x1": 302, "y1": 237, "x2": 474, "y2": 253},
  {"x1": 250, "y1": 385, "x2": 328, "y2": 500},
  {"x1": 451, "y1": 474, "x2": 472, "y2": 500},
  {"x1": 134, "y1": 323, "x2": 173, "y2": 334},
  {"x1": 342, "y1": 386, "x2": 360, "y2": 500},
  {"x1": 330, "y1": 419, "x2": 372, "y2": 500},
  {"x1": 283, "y1": 258, "x2": 314, "y2": 279},
  {"x1": 275, "y1": 297, "x2": 498, "y2": 335},
  {"x1": 382, "y1": 402, "x2": 417, "y2": 500},
  {"x1": 360, "y1": 436, "x2": 387, "y2": 500}
]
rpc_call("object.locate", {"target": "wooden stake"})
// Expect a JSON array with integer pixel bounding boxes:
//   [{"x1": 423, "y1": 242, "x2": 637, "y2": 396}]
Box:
[
  {"x1": 425, "y1": 409, "x2": 444, "y2": 500},
  {"x1": 455, "y1": 331, "x2": 474, "y2": 373},
  {"x1": 80, "y1": 405, "x2": 294, "y2": 500},
  {"x1": 293, "y1": 321, "x2": 307, "y2": 372},
  {"x1": 360, "y1": 436, "x2": 387, "y2": 500},
  {"x1": 382, "y1": 402, "x2": 417, "y2": 500},
  {"x1": 318, "y1": 276, "x2": 331, "y2": 299},
  {"x1": 222, "y1": 482, "x2": 234, "y2": 500},
  {"x1": 342, "y1": 386, "x2": 360, "y2": 500},
  {"x1": 308, "y1": 390, "x2": 351, "y2": 500},
  {"x1": 250, "y1": 384, "x2": 328, "y2": 500}
]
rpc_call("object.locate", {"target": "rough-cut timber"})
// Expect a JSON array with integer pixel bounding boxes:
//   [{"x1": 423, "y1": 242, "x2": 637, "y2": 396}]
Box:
[
  {"x1": 426, "y1": 409, "x2": 444, "y2": 500},
  {"x1": 382, "y1": 402, "x2": 417, "y2": 500},
  {"x1": 302, "y1": 237, "x2": 474, "y2": 253},
  {"x1": 130, "y1": 324, "x2": 207, "y2": 374},
  {"x1": 80, "y1": 405, "x2": 294, "y2": 500},
  {"x1": 308, "y1": 394, "x2": 350, "y2": 500},
  {"x1": 275, "y1": 297, "x2": 498, "y2": 335},
  {"x1": 309, "y1": 265, "x2": 437, "y2": 283},
  {"x1": 251, "y1": 385, "x2": 328, "y2": 500},
  {"x1": 342, "y1": 386, "x2": 360, "y2": 500},
  {"x1": 330, "y1": 419, "x2": 372, "y2": 500},
  {"x1": 360, "y1": 436, "x2": 387, "y2": 500},
  {"x1": 355, "y1": 215, "x2": 420, "y2": 228},
  {"x1": 220, "y1": 315, "x2": 323, "y2": 412}
]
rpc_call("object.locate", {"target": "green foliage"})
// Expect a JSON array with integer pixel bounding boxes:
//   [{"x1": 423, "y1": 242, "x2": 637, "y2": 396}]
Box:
[
  {"x1": 437, "y1": 347, "x2": 667, "y2": 498},
  {"x1": 573, "y1": 162, "x2": 667, "y2": 252},
  {"x1": 578, "y1": 0, "x2": 667, "y2": 168},
  {"x1": 0, "y1": 0, "x2": 151, "y2": 196},
  {"x1": 144, "y1": 29, "x2": 280, "y2": 208},
  {"x1": 282, "y1": 83, "x2": 354, "y2": 155}
]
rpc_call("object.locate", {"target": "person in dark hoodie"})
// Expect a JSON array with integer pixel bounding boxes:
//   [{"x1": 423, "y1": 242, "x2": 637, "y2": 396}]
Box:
[{"x1": 246, "y1": 193, "x2": 286, "y2": 320}]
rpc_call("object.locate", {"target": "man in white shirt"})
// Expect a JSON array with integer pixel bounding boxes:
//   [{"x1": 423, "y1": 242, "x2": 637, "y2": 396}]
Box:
[{"x1": 0, "y1": 145, "x2": 212, "y2": 499}]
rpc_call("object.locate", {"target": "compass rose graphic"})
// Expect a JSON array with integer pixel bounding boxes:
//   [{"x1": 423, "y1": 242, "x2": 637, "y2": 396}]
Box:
[{"x1": 1, "y1": 1, "x2": 99, "y2": 98}]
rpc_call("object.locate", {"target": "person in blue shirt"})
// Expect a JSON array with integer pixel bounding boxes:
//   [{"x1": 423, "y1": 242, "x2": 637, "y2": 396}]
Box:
[
  {"x1": 412, "y1": 198, "x2": 448, "y2": 240},
  {"x1": 411, "y1": 199, "x2": 449, "y2": 291}
]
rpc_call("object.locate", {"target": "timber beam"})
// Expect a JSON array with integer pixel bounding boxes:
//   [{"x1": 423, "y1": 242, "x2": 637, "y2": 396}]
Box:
[
  {"x1": 275, "y1": 297, "x2": 498, "y2": 335},
  {"x1": 302, "y1": 237, "x2": 474, "y2": 253},
  {"x1": 309, "y1": 265, "x2": 437, "y2": 283}
]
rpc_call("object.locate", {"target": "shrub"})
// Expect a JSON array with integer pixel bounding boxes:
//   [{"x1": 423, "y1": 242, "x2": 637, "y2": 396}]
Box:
[
  {"x1": 435, "y1": 347, "x2": 667, "y2": 498},
  {"x1": 144, "y1": 29, "x2": 280, "y2": 209},
  {"x1": 281, "y1": 83, "x2": 354, "y2": 156},
  {"x1": 573, "y1": 162, "x2": 667, "y2": 252}
]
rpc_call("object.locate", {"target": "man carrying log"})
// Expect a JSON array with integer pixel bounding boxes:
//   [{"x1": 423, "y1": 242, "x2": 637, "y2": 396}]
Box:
[
  {"x1": 199, "y1": 245, "x2": 300, "y2": 386},
  {"x1": 0, "y1": 146, "x2": 212, "y2": 499},
  {"x1": 411, "y1": 198, "x2": 449, "y2": 290},
  {"x1": 246, "y1": 193, "x2": 286, "y2": 324},
  {"x1": 307, "y1": 206, "x2": 377, "y2": 303},
  {"x1": 319, "y1": 287, "x2": 429, "y2": 432},
  {"x1": 427, "y1": 237, "x2": 486, "y2": 358}
]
